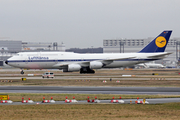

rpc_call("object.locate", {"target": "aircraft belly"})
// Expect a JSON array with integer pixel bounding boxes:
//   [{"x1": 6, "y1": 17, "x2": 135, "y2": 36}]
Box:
[
  {"x1": 13, "y1": 62, "x2": 55, "y2": 69},
  {"x1": 104, "y1": 61, "x2": 139, "y2": 68}
]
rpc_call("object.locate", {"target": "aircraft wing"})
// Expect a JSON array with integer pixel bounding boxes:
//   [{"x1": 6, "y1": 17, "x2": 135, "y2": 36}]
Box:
[
  {"x1": 53, "y1": 56, "x2": 136, "y2": 67},
  {"x1": 147, "y1": 52, "x2": 172, "y2": 59},
  {"x1": 103, "y1": 56, "x2": 136, "y2": 61},
  {"x1": 53, "y1": 62, "x2": 70, "y2": 67}
]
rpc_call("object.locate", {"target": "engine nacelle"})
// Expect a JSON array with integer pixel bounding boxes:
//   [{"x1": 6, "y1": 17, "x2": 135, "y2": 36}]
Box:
[
  {"x1": 90, "y1": 61, "x2": 103, "y2": 69},
  {"x1": 68, "y1": 64, "x2": 81, "y2": 72}
]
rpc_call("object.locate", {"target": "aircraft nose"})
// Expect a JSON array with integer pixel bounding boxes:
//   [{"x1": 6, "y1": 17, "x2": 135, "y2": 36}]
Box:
[{"x1": 5, "y1": 60, "x2": 8, "y2": 65}]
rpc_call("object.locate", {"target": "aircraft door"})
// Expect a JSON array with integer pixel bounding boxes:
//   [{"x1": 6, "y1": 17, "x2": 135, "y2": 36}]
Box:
[
  {"x1": 137, "y1": 57, "x2": 143, "y2": 64},
  {"x1": 25, "y1": 54, "x2": 29, "y2": 64},
  {"x1": 55, "y1": 59, "x2": 58, "y2": 64}
]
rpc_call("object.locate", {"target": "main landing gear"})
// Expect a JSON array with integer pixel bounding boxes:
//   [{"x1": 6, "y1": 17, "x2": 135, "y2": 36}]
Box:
[{"x1": 80, "y1": 67, "x2": 95, "y2": 74}]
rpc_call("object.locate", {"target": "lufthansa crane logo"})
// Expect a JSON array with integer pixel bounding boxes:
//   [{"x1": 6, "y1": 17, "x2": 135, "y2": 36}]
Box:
[{"x1": 155, "y1": 36, "x2": 166, "y2": 48}]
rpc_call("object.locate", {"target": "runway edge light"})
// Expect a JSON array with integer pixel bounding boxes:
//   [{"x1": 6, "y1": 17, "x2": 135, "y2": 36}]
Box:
[
  {"x1": 42, "y1": 97, "x2": 55, "y2": 103},
  {"x1": 65, "y1": 97, "x2": 78, "y2": 103}
]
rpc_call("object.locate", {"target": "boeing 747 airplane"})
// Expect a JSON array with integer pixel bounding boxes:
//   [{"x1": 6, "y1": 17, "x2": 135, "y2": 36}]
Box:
[{"x1": 5, "y1": 30, "x2": 172, "y2": 74}]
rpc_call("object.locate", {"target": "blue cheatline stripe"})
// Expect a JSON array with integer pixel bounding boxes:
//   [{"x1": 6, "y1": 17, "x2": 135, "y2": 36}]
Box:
[{"x1": 7, "y1": 59, "x2": 158, "y2": 63}]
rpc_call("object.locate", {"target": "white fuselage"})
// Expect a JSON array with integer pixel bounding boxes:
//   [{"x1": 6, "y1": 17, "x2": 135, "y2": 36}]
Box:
[{"x1": 7, "y1": 51, "x2": 169, "y2": 69}]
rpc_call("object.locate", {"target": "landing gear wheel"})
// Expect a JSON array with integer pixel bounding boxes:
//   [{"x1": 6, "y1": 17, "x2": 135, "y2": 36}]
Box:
[
  {"x1": 80, "y1": 68, "x2": 95, "y2": 74},
  {"x1": 91, "y1": 70, "x2": 95, "y2": 74},
  {"x1": 20, "y1": 70, "x2": 24, "y2": 75}
]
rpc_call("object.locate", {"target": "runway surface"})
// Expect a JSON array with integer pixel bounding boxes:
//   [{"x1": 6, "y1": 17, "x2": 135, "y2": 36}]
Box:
[
  {"x1": 1, "y1": 69, "x2": 180, "y2": 105},
  {"x1": 1, "y1": 86, "x2": 180, "y2": 95},
  {"x1": 0, "y1": 85, "x2": 180, "y2": 105},
  {"x1": 0, "y1": 76, "x2": 180, "y2": 80},
  {"x1": 0, "y1": 74, "x2": 180, "y2": 81}
]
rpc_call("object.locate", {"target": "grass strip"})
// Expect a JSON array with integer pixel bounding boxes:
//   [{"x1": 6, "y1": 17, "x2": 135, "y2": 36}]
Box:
[{"x1": 0, "y1": 103, "x2": 180, "y2": 120}]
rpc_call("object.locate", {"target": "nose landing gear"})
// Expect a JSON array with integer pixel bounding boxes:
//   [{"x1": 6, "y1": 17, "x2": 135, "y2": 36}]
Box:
[{"x1": 20, "y1": 70, "x2": 24, "y2": 75}]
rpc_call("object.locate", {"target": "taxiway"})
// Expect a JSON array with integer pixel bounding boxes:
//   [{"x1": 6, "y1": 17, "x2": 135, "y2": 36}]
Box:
[{"x1": 0, "y1": 86, "x2": 180, "y2": 95}]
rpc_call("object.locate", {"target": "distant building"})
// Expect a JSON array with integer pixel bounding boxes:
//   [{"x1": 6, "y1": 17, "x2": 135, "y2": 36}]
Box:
[
  {"x1": 0, "y1": 40, "x2": 22, "y2": 52},
  {"x1": 0, "y1": 40, "x2": 65, "y2": 61},
  {"x1": 22, "y1": 42, "x2": 65, "y2": 51},
  {"x1": 66, "y1": 47, "x2": 103, "y2": 53},
  {"x1": 103, "y1": 38, "x2": 180, "y2": 63}
]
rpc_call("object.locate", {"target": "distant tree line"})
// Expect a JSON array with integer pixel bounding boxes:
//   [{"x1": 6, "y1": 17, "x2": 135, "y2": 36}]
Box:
[{"x1": 66, "y1": 47, "x2": 103, "y2": 53}]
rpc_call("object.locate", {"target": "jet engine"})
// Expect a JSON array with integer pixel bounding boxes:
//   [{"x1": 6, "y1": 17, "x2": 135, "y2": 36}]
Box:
[
  {"x1": 68, "y1": 64, "x2": 81, "y2": 72},
  {"x1": 90, "y1": 61, "x2": 103, "y2": 69}
]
